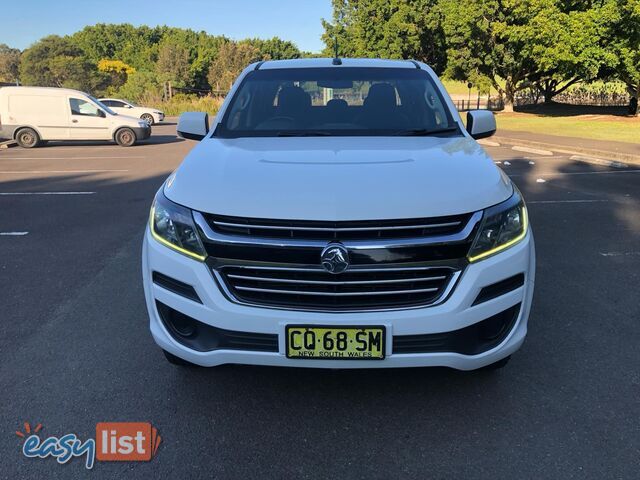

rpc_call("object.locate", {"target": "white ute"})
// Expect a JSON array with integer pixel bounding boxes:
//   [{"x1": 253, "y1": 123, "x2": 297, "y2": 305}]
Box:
[
  {"x1": 0, "y1": 86, "x2": 151, "y2": 147},
  {"x1": 142, "y1": 58, "x2": 535, "y2": 371}
]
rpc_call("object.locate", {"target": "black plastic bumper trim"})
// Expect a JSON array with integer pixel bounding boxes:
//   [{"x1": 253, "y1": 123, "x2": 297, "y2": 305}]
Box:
[
  {"x1": 152, "y1": 271, "x2": 202, "y2": 304},
  {"x1": 155, "y1": 301, "x2": 278, "y2": 352},
  {"x1": 392, "y1": 303, "x2": 521, "y2": 355},
  {"x1": 472, "y1": 273, "x2": 525, "y2": 306}
]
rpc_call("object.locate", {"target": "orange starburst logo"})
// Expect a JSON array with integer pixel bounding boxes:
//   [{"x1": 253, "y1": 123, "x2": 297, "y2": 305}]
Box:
[{"x1": 15, "y1": 422, "x2": 42, "y2": 439}]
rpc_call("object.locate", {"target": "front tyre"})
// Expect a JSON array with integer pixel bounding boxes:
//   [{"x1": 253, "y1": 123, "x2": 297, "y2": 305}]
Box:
[
  {"x1": 479, "y1": 355, "x2": 511, "y2": 371},
  {"x1": 15, "y1": 128, "x2": 41, "y2": 148},
  {"x1": 115, "y1": 127, "x2": 136, "y2": 147},
  {"x1": 141, "y1": 113, "x2": 155, "y2": 125},
  {"x1": 163, "y1": 350, "x2": 197, "y2": 367}
]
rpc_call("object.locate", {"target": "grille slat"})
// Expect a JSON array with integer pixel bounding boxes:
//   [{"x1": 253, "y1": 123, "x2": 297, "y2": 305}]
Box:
[
  {"x1": 235, "y1": 285, "x2": 440, "y2": 296},
  {"x1": 227, "y1": 273, "x2": 447, "y2": 285}
]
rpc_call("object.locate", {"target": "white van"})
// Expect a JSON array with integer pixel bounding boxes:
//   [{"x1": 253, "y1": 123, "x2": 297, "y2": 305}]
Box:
[{"x1": 0, "y1": 86, "x2": 151, "y2": 147}]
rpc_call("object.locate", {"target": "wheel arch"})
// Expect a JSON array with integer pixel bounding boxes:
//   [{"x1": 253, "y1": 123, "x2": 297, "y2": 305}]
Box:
[
  {"x1": 13, "y1": 125, "x2": 43, "y2": 140},
  {"x1": 112, "y1": 125, "x2": 137, "y2": 142}
]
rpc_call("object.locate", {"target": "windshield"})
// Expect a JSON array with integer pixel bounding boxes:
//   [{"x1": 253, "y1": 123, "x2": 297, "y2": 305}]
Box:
[
  {"x1": 89, "y1": 95, "x2": 116, "y2": 115},
  {"x1": 216, "y1": 67, "x2": 458, "y2": 138}
]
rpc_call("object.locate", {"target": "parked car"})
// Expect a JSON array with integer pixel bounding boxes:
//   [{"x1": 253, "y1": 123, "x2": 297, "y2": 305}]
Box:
[
  {"x1": 99, "y1": 98, "x2": 164, "y2": 125},
  {"x1": 0, "y1": 86, "x2": 151, "y2": 147},
  {"x1": 143, "y1": 58, "x2": 535, "y2": 371}
]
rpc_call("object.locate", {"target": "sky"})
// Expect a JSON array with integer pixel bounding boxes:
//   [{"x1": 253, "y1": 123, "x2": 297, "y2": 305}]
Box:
[{"x1": 0, "y1": 0, "x2": 333, "y2": 52}]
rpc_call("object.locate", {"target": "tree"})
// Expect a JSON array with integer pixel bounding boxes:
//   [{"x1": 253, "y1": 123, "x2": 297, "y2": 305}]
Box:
[
  {"x1": 321, "y1": 0, "x2": 447, "y2": 72},
  {"x1": 606, "y1": 0, "x2": 640, "y2": 115},
  {"x1": 531, "y1": 5, "x2": 617, "y2": 103},
  {"x1": 115, "y1": 70, "x2": 162, "y2": 102},
  {"x1": 71, "y1": 23, "x2": 165, "y2": 71},
  {"x1": 156, "y1": 41, "x2": 191, "y2": 86},
  {"x1": 0, "y1": 44, "x2": 21, "y2": 83},
  {"x1": 207, "y1": 41, "x2": 262, "y2": 91},
  {"x1": 247, "y1": 37, "x2": 301, "y2": 60},
  {"x1": 442, "y1": 0, "x2": 556, "y2": 111},
  {"x1": 97, "y1": 59, "x2": 135, "y2": 89},
  {"x1": 19, "y1": 35, "x2": 106, "y2": 91}
]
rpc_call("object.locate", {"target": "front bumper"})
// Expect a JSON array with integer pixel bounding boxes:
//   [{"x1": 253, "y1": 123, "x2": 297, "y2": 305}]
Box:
[
  {"x1": 133, "y1": 126, "x2": 152, "y2": 141},
  {"x1": 142, "y1": 227, "x2": 535, "y2": 370}
]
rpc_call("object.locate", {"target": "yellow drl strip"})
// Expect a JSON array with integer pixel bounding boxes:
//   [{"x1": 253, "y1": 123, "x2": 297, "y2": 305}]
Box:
[
  {"x1": 149, "y1": 206, "x2": 206, "y2": 262},
  {"x1": 467, "y1": 207, "x2": 528, "y2": 263}
]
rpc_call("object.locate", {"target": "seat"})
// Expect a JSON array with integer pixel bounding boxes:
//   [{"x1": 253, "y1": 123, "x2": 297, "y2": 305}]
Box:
[
  {"x1": 276, "y1": 86, "x2": 311, "y2": 121},
  {"x1": 324, "y1": 98, "x2": 349, "y2": 123},
  {"x1": 356, "y1": 83, "x2": 409, "y2": 129}
]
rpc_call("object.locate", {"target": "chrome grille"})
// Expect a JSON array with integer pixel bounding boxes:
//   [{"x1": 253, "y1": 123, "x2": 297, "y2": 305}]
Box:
[
  {"x1": 216, "y1": 265, "x2": 457, "y2": 310},
  {"x1": 194, "y1": 211, "x2": 480, "y2": 311}
]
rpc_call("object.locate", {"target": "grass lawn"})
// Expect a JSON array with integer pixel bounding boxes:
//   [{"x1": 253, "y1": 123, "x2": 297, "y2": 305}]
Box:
[{"x1": 496, "y1": 112, "x2": 639, "y2": 144}]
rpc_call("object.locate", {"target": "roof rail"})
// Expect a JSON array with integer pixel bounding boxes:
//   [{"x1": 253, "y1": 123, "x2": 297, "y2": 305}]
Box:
[
  {"x1": 254, "y1": 61, "x2": 265, "y2": 71},
  {"x1": 408, "y1": 60, "x2": 421, "y2": 69}
]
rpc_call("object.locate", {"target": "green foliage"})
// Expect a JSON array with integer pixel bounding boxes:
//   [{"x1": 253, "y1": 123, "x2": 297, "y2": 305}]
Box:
[
  {"x1": 158, "y1": 93, "x2": 224, "y2": 117},
  {"x1": 156, "y1": 41, "x2": 191, "y2": 87},
  {"x1": 0, "y1": 44, "x2": 21, "y2": 83},
  {"x1": 321, "y1": 0, "x2": 447, "y2": 72},
  {"x1": 324, "y1": 0, "x2": 635, "y2": 109},
  {"x1": 605, "y1": 0, "x2": 639, "y2": 109},
  {"x1": 247, "y1": 37, "x2": 302, "y2": 60},
  {"x1": 19, "y1": 35, "x2": 107, "y2": 92},
  {"x1": 97, "y1": 59, "x2": 135, "y2": 89},
  {"x1": 113, "y1": 70, "x2": 162, "y2": 100},
  {"x1": 438, "y1": 0, "x2": 620, "y2": 109},
  {"x1": 207, "y1": 41, "x2": 263, "y2": 90}
]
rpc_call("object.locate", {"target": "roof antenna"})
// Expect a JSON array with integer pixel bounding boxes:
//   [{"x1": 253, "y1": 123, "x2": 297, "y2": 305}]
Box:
[{"x1": 332, "y1": 36, "x2": 342, "y2": 65}]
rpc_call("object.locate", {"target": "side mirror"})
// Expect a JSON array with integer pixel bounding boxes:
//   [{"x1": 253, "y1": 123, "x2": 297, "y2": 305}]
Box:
[
  {"x1": 97, "y1": 110, "x2": 106, "y2": 118},
  {"x1": 125, "y1": 104, "x2": 133, "y2": 109},
  {"x1": 466, "y1": 110, "x2": 496, "y2": 139},
  {"x1": 177, "y1": 112, "x2": 209, "y2": 141}
]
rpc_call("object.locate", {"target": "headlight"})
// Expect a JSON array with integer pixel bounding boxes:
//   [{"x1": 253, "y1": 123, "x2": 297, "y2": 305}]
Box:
[
  {"x1": 138, "y1": 121, "x2": 148, "y2": 127},
  {"x1": 467, "y1": 189, "x2": 528, "y2": 262},
  {"x1": 149, "y1": 190, "x2": 206, "y2": 261}
]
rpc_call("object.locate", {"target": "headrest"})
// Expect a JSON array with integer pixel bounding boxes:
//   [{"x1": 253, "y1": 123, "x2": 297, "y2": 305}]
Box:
[
  {"x1": 277, "y1": 86, "x2": 311, "y2": 113},
  {"x1": 364, "y1": 83, "x2": 397, "y2": 110}
]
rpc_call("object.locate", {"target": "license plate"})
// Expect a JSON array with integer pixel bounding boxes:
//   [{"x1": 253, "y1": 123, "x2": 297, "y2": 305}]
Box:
[{"x1": 286, "y1": 325, "x2": 385, "y2": 360}]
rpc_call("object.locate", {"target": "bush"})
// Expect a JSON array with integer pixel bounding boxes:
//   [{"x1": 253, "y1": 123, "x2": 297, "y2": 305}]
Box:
[{"x1": 159, "y1": 94, "x2": 225, "y2": 117}]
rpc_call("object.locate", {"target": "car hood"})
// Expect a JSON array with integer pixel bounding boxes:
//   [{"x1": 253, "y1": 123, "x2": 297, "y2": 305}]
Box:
[{"x1": 164, "y1": 135, "x2": 512, "y2": 220}]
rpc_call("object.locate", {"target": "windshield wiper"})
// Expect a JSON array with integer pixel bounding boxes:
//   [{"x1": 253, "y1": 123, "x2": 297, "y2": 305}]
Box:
[
  {"x1": 276, "y1": 131, "x2": 332, "y2": 137},
  {"x1": 392, "y1": 127, "x2": 459, "y2": 136}
]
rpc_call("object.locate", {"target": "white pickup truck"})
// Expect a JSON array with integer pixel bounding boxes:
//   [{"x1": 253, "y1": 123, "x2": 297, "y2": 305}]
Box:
[{"x1": 142, "y1": 58, "x2": 535, "y2": 371}]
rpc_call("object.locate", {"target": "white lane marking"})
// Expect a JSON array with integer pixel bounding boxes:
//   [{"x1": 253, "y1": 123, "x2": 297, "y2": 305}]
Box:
[
  {"x1": 509, "y1": 169, "x2": 640, "y2": 178},
  {"x1": 0, "y1": 169, "x2": 129, "y2": 174},
  {"x1": 0, "y1": 156, "x2": 144, "y2": 160},
  {"x1": 0, "y1": 191, "x2": 95, "y2": 195},
  {"x1": 528, "y1": 199, "x2": 609, "y2": 204},
  {"x1": 0, "y1": 231, "x2": 28, "y2": 236},
  {"x1": 512, "y1": 146, "x2": 554, "y2": 156},
  {"x1": 570, "y1": 155, "x2": 628, "y2": 169},
  {"x1": 600, "y1": 251, "x2": 640, "y2": 257},
  {"x1": 478, "y1": 140, "x2": 501, "y2": 147}
]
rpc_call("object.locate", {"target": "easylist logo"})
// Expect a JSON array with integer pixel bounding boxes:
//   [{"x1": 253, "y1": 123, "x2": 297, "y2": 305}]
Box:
[{"x1": 17, "y1": 421, "x2": 161, "y2": 470}]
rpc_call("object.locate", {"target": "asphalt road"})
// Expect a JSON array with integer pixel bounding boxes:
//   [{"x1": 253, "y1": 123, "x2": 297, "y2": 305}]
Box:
[{"x1": 1, "y1": 124, "x2": 639, "y2": 479}]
